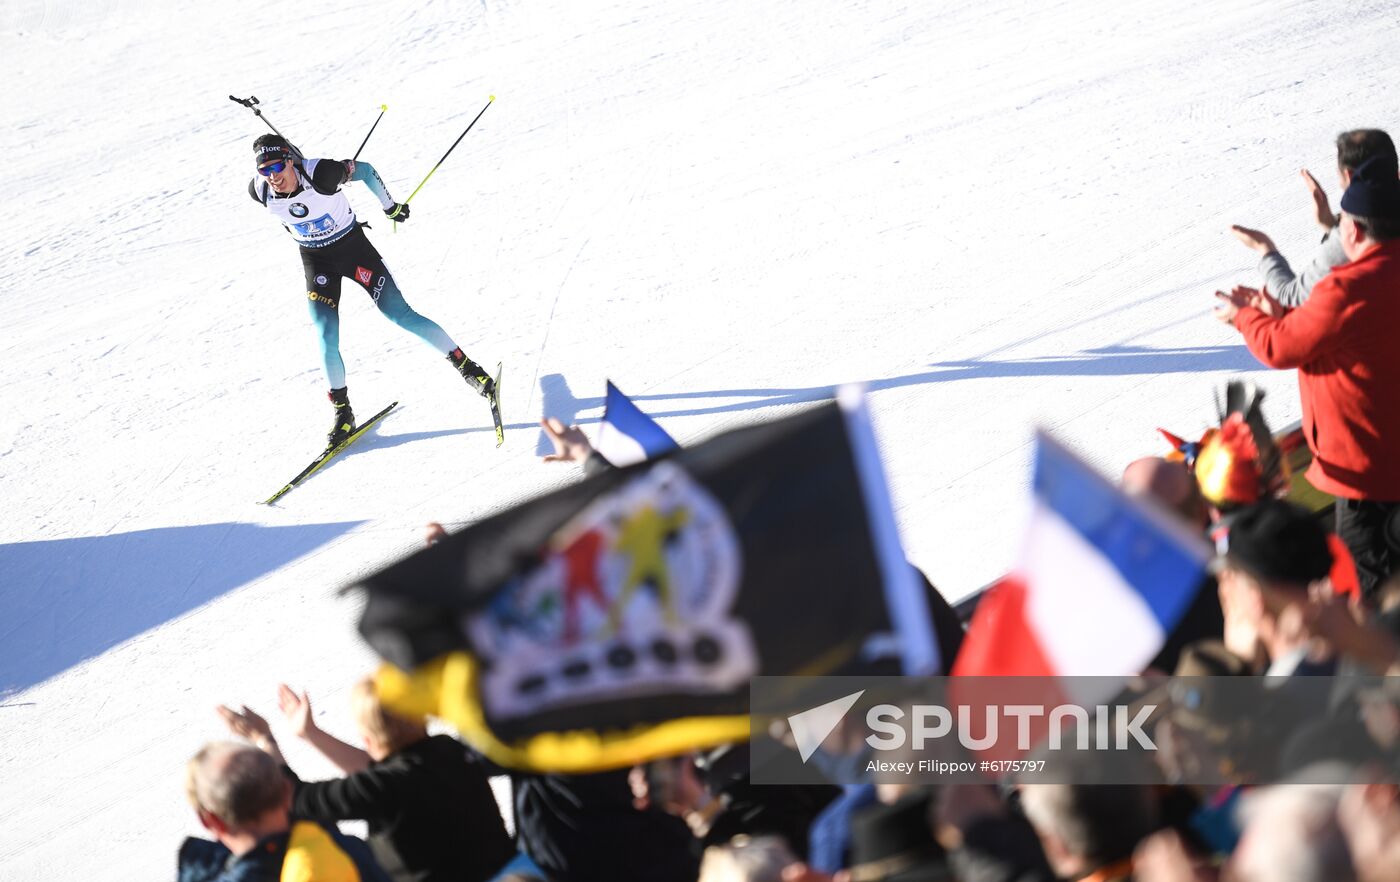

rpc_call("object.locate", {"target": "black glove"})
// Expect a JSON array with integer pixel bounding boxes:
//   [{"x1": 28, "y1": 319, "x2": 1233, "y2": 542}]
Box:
[{"x1": 385, "y1": 202, "x2": 411, "y2": 222}]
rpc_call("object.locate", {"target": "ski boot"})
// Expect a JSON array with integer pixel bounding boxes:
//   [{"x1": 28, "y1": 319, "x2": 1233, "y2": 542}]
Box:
[
  {"x1": 449, "y1": 347, "x2": 504, "y2": 446},
  {"x1": 327, "y1": 387, "x2": 355, "y2": 448},
  {"x1": 449, "y1": 348, "x2": 496, "y2": 399}
]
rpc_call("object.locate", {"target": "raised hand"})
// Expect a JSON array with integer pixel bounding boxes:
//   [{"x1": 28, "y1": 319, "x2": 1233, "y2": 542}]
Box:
[
  {"x1": 277, "y1": 683, "x2": 317, "y2": 739},
  {"x1": 216, "y1": 703, "x2": 285, "y2": 763},
  {"x1": 217, "y1": 703, "x2": 273, "y2": 742},
  {"x1": 276, "y1": 682, "x2": 374, "y2": 774},
  {"x1": 1301, "y1": 168, "x2": 1336, "y2": 229},
  {"x1": 540, "y1": 417, "x2": 595, "y2": 464}
]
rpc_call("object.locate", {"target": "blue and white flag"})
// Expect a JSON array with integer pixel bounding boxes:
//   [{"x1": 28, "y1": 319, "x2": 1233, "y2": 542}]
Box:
[
  {"x1": 954, "y1": 431, "x2": 1210, "y2": 680},
  {"x1": 593, "y1": 381, "x2": 679, "y2": 466}
]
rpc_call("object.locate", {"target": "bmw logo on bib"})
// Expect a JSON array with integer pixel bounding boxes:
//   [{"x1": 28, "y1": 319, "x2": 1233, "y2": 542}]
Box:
[{"x1": 289, "y1": 203, "x2": 309, "y2": 218}]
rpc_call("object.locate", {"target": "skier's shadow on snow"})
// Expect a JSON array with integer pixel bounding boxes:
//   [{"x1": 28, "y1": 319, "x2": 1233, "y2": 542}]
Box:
[
  {"x1": 352, "y1": 372, "x2": 590, "y2": 454},
  {"x1": 0, "y1": 520, "x2": 363, "y2": 695},
  {"x1": 357, "y1": 344, "x2": 1259, "y2": 448},
  {"x1": 535, "y1": 372, "x2": 588, "y2": 455},
  {"x1": 556, "y1": 344, "x2": 1259, "y2": 433}
]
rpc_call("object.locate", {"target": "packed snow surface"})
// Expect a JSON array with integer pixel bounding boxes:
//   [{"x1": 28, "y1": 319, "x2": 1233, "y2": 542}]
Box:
[{"x1": 4, "y1": 0, "x2": 1397, "y2": 876}]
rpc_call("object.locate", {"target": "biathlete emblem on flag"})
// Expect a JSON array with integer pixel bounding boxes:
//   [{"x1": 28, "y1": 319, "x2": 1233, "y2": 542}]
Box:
[
  {"x1": 470, "y1": 460, "x2": 753, "y2": 722},
  {"x1": 352, "y1": 388, "x2": 939, "y2": 773}
]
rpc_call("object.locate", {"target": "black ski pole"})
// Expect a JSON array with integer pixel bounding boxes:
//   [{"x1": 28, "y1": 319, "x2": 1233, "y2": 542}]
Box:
[
  {"x1": 229, "y1": 94, "x2": 303, "y2": 158},
  {"x1": 395, "y1": 95, "x2": 495, "y2": 229},
  {"x1": 352, "y1": 104, "x2": 388, "y2": 161}
]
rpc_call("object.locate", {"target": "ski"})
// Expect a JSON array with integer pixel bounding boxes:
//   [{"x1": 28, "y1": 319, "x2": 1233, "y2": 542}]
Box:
[
  {"x1": 488, "y1": 362, "x2": 504, "y2": 447},
  {"x1": 259, "y1": 401, "x2": 399, "y2": 505}
]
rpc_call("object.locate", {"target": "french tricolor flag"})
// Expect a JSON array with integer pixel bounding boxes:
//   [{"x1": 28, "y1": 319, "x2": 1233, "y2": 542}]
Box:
[
  {"x1": 592, "y1": 380, "x2": 679, "y2": 467},
  {"x1": 952, "y1": 432, "x2": 1209, "y2": 679}
]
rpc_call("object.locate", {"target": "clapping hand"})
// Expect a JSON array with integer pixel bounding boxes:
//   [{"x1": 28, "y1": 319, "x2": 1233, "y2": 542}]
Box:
[
  {"x1": 1301, "y1": 168, "x2": 1337, "y2": 229},
  {"x1": 1229, "y1": 225, "x2": 1278, "y2": 255},
  {"x1": 1214, "y1": 284, "x2": 1282, "y2": 323},
  {"x1": 277, "y1": 683, "x2": 318, "y2": 739},
  {"x1": 1247, "y1": 284, "x2": 1284, "y2": 318},
  {"x1": 1213, "y1": 285, "x2": 1255, "y2": 323},
  {"x1": 216, "y1": 703, "x2": 285, "y2": 763},
  {"x1": 272, "y1": 682, "x2": 375, "y2": 774},
  {"x1": 217, "y1": 703, "x2": 273, "y2": 742}
]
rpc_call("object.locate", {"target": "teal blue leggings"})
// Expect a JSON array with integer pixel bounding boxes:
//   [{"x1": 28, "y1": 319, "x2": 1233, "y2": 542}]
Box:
[{"x1": 300, "y1": 226, "x2": 456, "y2": 388}]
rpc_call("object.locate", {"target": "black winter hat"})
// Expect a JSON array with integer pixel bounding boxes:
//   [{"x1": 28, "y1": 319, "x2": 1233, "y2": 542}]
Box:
[
  {"x1": 253, "y1": 133, "x2": 295, "y2": 164},
  {"x1": 847, "y1": 791, "x2": 952, "y2": 881},
  {"x1": 1340, "y1": 155, "x2": 1400, "y2": 220},
  {"x1": 1219, "y1": 499, "x2": 1332, "y2": 586}
]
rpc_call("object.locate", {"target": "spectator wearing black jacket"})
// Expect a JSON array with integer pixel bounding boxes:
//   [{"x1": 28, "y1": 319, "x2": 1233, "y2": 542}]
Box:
[
  {"x1": 628, "y1": 744, "x2": 839, "y2": 862},
  {"x1": 217, "y1": 678, "x2": 514, "y2": 882},
  {"x1": 506, "y1": 767, "x2": 702, "y2": 882}
]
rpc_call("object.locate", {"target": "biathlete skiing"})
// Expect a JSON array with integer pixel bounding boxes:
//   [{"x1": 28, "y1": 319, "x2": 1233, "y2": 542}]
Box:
[{"x1": 248, "y1": 133, "x2": 499, "y2": 450}]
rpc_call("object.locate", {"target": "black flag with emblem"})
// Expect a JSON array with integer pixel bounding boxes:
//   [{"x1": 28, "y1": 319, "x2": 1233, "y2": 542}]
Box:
[{"x1": 353, "y1": 391, "x2": 937, "y2": 773}]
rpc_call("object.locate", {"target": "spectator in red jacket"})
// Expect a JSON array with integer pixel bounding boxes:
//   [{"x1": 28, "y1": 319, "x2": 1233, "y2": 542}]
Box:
[{"x1": 1215, "y1": 156, "x2": 1400, "y2": 597}]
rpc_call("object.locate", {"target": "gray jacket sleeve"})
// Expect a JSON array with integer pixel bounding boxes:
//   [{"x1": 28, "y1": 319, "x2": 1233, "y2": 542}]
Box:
[{"x1": 1258, "y1": 227, "x2": 1347, "y2": 308}]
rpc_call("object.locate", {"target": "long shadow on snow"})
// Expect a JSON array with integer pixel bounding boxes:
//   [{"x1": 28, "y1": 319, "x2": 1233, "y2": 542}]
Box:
[
  {"x1": 532, "y1": 345, "x2": 1266, "y2": 445},
  {"x1": 360, "y1": 344, "x2": 1259, "y2": 447},
  {"x1": 0, "y1": 520, "x2": 363, "y2": 695}
]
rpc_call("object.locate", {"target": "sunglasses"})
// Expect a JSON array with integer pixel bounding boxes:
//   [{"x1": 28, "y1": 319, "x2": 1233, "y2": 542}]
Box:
[{"x1": 258, "y1": 160, "x2": 291, "y2": 176}]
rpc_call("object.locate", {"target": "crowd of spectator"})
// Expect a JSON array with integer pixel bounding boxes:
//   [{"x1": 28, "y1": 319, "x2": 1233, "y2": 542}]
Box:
[{"x1": 178, "y1": 129, "x2": 1400, "y2": 881}]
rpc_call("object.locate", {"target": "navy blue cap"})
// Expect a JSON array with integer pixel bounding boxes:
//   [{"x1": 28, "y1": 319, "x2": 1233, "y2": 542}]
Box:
[
  {"x1": 1222, "y1": 499, "x2": 1332, "y2": 586},
  {"x1": 1340, "y1": 155, "x2": 1400, "y2": 220}
]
